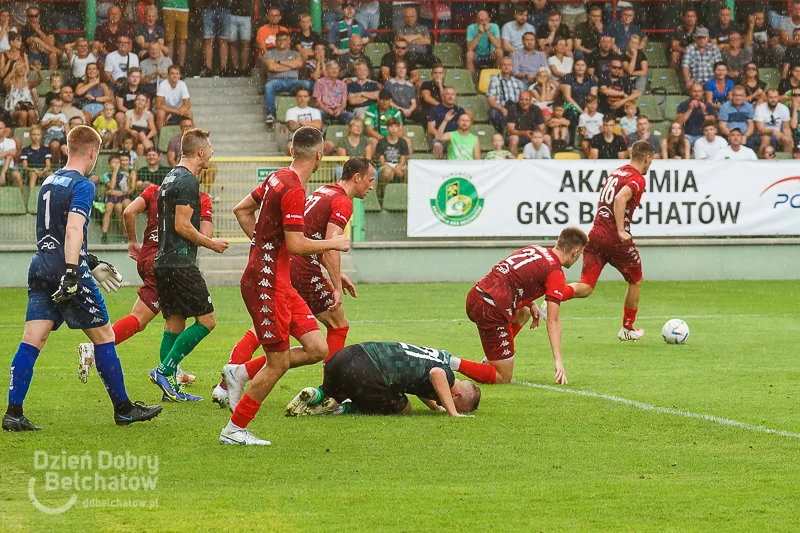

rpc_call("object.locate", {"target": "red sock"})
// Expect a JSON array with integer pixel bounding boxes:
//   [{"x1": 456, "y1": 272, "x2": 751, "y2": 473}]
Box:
[
  {"x1": 456, "y1": 358, "x2": 497, "y2": 384},
  {"x1": 230, "y1": 393, "x2": 261, "y2": 429},
  {"x1": 112, "y1": 315, "x2": 140, "y2": 346},
  {"x1": 511, "y1": 323, "x2": 522, "y2": 338},
  {"x1": 623, "y1": 307, "x2": 638, "y2": 330},
  {"x1": 245, "y1": 355, "x2": 267, "y2": 379},
  {"x1": 229, "y1": 329, "x2": 260, "y2": 364},
  {"x1": 561, "y1": 285, "x2": 575, "y2": 302},
  {"x1": 325, "y1": 326, "x2": 349, "y2": 363}
]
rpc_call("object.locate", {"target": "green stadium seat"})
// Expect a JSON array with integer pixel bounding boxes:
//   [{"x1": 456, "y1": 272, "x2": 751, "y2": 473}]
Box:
[
  {"x1": 404, "y1": 125, "x2": 429, "y2": 152},
  {"x1": 37, "y1": 70, "x2": 58, "y2": 95},
  {"x1": 650, "y1": 121, "x2": 670, "y2": 140},
  {"x1": 663, "y1": 95, "x2": 686, "y2": 121},
  {"x1": 365, "y1": 42, "x2": 389, "y2": 67},
  {"x1": 157, "y1": 125, "x2": 180, "y2": 153},
  {"x1": 0, "y1": 188, "x2": 26, "y2": 215},
  {"x1": 276, "y1": 95, "x2": 295, "y2": 123},
  {"x1": 644, "y1": 42, "x2": 668, "y2": 68},
  {"x1": 775, "y1": 151, "x2": 792, "y2": 159},
  {"x1": 470, "y1": 124, "x2": 495, "y2": 152},
  {"x1": 13, "y1": 127, "x2": 31, "y2": 148},
  {"x1": 445, "y1": 69, "x2": 476, "y2": 95},
  {"x1": 361, "y1": 191, "x2": 382, "y2": 213},
  {"x1": 433, "y1": 43, "x2": 462, "y2": 67},
  {"x1": 410, "y1": 153, "x2": 436, "y2": 159},
  {"x1": 382, "y1": 183, "x2": 408, "y2": 211},
  {"x1": 635, "y1": 94, "x2": 663, "y2": 122},
  {"x1": 759, "y1": 68, "x2": 780, "y2": 90},
  {"x1": 27, "y1": 186, "x2": 41, "y2": 214},
  {"x1": 649, "y1": 69, "x2": 683, "y2": 95},
  {"x1": 325, "y1": 125, "x2": 348, "y2": 143},
  {"x1": 457, "y1": 95, "x2": 489, "y2": 123},
  {"x1": 417, "y1": 68, "x2": 432, "y2": 83}
]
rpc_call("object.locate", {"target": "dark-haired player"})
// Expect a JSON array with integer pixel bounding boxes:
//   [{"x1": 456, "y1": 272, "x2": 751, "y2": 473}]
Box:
[
  {"x1": 219, "y1": 127, "x2": 350, "y2": 446},
  {"x1": 461, "y1": 227, "x2": 588, "y2": 385},
  {"x1": 285, "y1": 341, "x2": 481, "y2": 417},
  {"x1": 213, "y1": 156, "x2": 375, "y2": 409},
  {"x1": 552, "y1": 140, "x2": 654, "y2": 341}
]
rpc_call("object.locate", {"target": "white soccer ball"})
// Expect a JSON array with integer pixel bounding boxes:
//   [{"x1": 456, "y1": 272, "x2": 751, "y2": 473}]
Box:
[{"x1": 661, "y1": 319, "x2": 690, "y2": 345}]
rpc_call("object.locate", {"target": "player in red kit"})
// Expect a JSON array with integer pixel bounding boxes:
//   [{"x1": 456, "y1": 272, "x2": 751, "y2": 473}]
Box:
[
  {"x1": 459, "y1": 228, "x2": 588, "y2": 385},
  {"x1": 211, "y1": 157, "x2": 375, "y2": 410},
  {"x1": 76, "y1": 184, "x2": 213, "y2": 385},
  {"x1": 219, "y1": 127, "x2": 350, "y2": 446},
  {"x1": 550, "y1": 140, "x2": 654, "y2": 341}
]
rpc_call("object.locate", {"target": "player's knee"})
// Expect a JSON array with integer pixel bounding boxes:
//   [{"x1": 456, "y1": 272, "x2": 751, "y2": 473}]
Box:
[
  {"x1": 197, "y1": 314, "x2": 216, "y2": 331},
  {"x1": 306, "y1": 337, "x2": 328, "y2": 363}
]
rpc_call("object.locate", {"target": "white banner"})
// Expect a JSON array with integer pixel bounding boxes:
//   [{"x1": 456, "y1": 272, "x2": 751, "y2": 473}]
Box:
[{"x1": 407, "y1": 160, "x2": 800, "y2": 238}]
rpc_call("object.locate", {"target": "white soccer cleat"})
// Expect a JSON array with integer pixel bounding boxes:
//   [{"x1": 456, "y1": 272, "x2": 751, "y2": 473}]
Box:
[
  {"x1": 539, "y1": 300, "x2": 548, "y2": 321},
  {"x1": 223, "y1": 364, "x2": 247, "y2": 412},
  {"x1": 219, "y1": 427, "x2": 271, "y2": 446},
  {"x1": 618, "y1": 327, "x2": 645, "y2": 342},
  {"x1": 77, "y1": 343, "x2": 95, "y2": 384},
  {"x1": 211, "y1": 383, "x2": 230, "y2": 409}
]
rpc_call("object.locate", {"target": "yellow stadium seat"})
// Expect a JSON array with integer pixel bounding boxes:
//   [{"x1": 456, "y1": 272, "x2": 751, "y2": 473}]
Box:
[
  {"x1": 554, "y1": 152, "x2": 582, "y2": 160},
  {"x1": 478, "y1": 69, "x2": 501, "y2": 94}
]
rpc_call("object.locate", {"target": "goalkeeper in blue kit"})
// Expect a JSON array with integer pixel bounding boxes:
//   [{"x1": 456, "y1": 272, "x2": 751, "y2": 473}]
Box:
[{"x1": 2, "y1": 126, "x2": 162, "y2": 432}]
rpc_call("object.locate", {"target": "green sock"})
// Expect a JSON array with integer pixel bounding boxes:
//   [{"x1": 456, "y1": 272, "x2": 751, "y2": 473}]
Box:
[
  {"x1": 159, "y1": 331, "x2": 179, "y2": 366},
  {"x1": 308, "y1": 388, "x2": 324, "y2": 406},
  {"x1": 157, "y1": 322, "x2": 211, "y2": 376}
]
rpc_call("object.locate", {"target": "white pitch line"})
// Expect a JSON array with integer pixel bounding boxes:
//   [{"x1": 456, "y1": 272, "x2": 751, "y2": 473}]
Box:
[{"x1": 514, "y1": 380, "x2": 800, "y2": 440}]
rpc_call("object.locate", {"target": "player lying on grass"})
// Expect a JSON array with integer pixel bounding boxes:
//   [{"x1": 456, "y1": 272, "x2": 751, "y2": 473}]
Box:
[
  {"x1": 544, "y1": 140, "x2": 654, "y2": 342},
  {"x1": 460, "y1": 227, "x2": 588, "y2": 386},
  {"x1": 213, "y1": 157, "x2": 375, "y2": 409},
  {"x1": 3, "y1": 126, "x2": 161, "y2": 431},
  {"x1": 76, "y1": 184, "x2": 214, "y2": 385},
  {"x1": 285, "y1": 342, "x2": 481, "y2": 418}
]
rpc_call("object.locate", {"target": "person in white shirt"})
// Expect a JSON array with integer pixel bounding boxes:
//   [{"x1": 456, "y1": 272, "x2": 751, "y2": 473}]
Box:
[
  {"x1": 501, "y1": 6, "x2": 535, "y2": 54},
  {"x1": 523, "y1": 130, "x2": 551, "y2": 159},
  {"x1": 713, "y1": 128, "x2": 758, "y2": 160},
  {"x1": 155, "y1": 65, "x2": 192, "y2": 130},
  {"x1": 63, "y1": 37, "x2": 97, "y2": 83},
  {"x1": 284, "y1": 87, "x2": 322, "y2": 154},
  {"x1": 693, "y1": 116, "x2": 728, "y2": 159},
  {"x1": 0, "y1": 119, "x2": 18, "y2": 186},
  {"x1": 753, "y1": 88, "x2": 793, "y2": 152},
  {"x1": 103, "y1": 35, "x2": 140, "y2": 87},
  {"x1": 578, "y1": 94, "x2": 603, "y2": 158}
]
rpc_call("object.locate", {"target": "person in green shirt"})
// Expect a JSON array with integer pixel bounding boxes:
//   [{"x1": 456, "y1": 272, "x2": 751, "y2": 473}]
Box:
[
  {"x1": 436, "y1": 110, "x2": 481, "y2": 160},
  {"x1": 135, "y1": 147, "x2": 171, "y2": 190},
  {"x1": 484, "y1": 132, "x2": 515, "y2": 159},
  {"x1": 364, "y1": 89, "x2": 403, "y2": 140}
]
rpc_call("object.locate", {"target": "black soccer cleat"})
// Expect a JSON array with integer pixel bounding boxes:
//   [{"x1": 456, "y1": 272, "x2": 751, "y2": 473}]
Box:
[
  {"x1": 2, "y1": 413, "x2": 42, "y2": 432},
  {"x1": 114, "y1": 401, "x2": 163, "y2": 426}
]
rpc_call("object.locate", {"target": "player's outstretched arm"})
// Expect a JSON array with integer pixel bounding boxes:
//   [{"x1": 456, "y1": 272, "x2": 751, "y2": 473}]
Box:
[
  {"x1": 429, "y1": 368, "x2": 467, "y2": 417},
  {"x1": 285, "y1": 230, "x2": 350, "y2": 256},
  {"x1": 321, "y1": 222, "x2": 346, "y2": 311},
  {"x1": 233, "y1": 193, "x2": 259, "y2": 239},
  {"x1": 613, "y1": 185, "x2": 634, "y2": 243},
  {"x1": 545, "y1": 301, "x2": 568, "y2": 385},
  {"x1": 123, "y1": 196, "x2": 146, "y2": 259},
  {"x1": 175, "y1": 205, "x2": 228, "y2": 253}
]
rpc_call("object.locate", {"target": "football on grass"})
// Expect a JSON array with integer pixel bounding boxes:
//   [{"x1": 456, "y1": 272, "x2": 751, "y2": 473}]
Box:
[{"x1": 662, "y1": 319, "x2": 690, "y2": 345}]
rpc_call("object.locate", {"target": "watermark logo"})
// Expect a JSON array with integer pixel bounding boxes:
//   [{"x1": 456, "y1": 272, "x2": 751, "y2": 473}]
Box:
[
  {"x1": 430, "y1": 175, "x2": 484, "y2": 227},
  {"x1": 29, "y1": 450, "x2": 159, "y2": 514}
]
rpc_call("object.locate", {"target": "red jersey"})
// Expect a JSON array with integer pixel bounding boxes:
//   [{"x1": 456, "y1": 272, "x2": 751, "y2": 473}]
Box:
[
  {"x1": 242, "y1": 167, "x2": 306, "y2": 289},
  {"x1": 138, "y1": 185, "x2": 212, "y2": 264},
  {"x1": 475, "y1": 245, "x2": 567, "y2": 319},
  {"x1": 291, "y1": 183, "x2": 353, "y2": 272},
  {"x1": 592, "y1": 164, "x2": 646, "y2": 238}
]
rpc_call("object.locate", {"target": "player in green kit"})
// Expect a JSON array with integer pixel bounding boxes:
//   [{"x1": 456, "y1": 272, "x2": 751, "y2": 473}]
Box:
[{"x1": 285, "y1": 342, "x2": 482, "y2": 417}]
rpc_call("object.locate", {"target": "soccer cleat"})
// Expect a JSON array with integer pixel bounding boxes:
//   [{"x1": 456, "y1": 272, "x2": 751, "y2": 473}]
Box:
[
  {"x1": 618, "y1": 327, "x2": 645, "y2": 342},
  {"x1": 223, "y1": 364, "x2": 247, "y2": 412},
  {"x1": 285, "y1": 387, "x2": 321, "y2": 417},
  {"x1": 2, "y1": 413, "x2": 42, "y2": 431},
  {"x1": 114, "y1": 401, "x2": 163, "y2": 426},
  {"x1": 149, "y1": 368, "x2": 180, "y2": 402},
  {"x1": 219, "y1": 427, "x2": 271, "y2": 446},
  {"x1": 304, "y1": 396, "x2": 344, "y2": 416},
  {"x1": 77, "y1": 343, "x2": 95, "y2": 384},
  {"x1": 176, "y1": 388, "x2": 204, "y2": 402},
  {"x1": 539, "y1": 300, "x2": 548, "y2": 321},
  {"x1": 176, "y1": 365, "x2": 196, "y2": 384},
  {"x1": 211, "y1": 384, "x2": 230, "y2": 409}
]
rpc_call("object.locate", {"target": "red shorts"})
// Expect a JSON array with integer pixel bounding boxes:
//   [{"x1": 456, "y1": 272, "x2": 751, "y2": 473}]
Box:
[
  {"x1": 465, "y1": 287, "x2": 515, "y2": 362},
  {"x1": 241, "y1": 282, "x2": 319, "y2": 352},
  {"x1": 580, "y1": 232, "x2": 643, "y2": 288},
  {"x1": 136, "y1": 253, "x2": 160, "y2": 315},
  {"x1": 290, "y1": 261, "x2": 335, "y2": 316}
]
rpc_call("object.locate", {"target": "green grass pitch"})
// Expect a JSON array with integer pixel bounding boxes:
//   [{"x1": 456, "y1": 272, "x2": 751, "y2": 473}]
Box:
[{"x1": 1, "y1": 281, "x2": 800, "y2": 532}]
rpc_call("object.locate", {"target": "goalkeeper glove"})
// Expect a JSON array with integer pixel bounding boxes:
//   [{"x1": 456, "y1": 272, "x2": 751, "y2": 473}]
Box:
[
  {"x1": 52, "y1": 264, "x2": 79, "y2": 303},
  {"x1": 88, "y1": 254, "x2": 123, "y2": 293}
]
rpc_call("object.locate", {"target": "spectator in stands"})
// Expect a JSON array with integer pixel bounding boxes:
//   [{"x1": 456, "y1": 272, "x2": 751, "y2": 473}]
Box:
[
  {"x1": 285, "y1": 87, "x2": 323, "y2": 154},
  {"x1": 427, "y1": 86, "x2": 468, "y2": 159},
  {"x1": 485, "y1": 133, "x2": 514, "y2": 159},
  {"x1": 608, "y1": 6, "x2": 645, "y2": 53},
  {"x1": 293, "y1": 12, "x2": 323, "y2": 66},
  {"x1": 124, "y1": 92, "x2": 156, "y2": 155},
  {"x1": 598, "y1": 58, "x2": 640, "y2": 117},
  {"x1": 167, "y1": 116, "x2": 193, "y2": 166},
  {"x1": 759, "y1": 145, "x2": 778, "y2": 159},
  {"x1": 704, "y1": 62, "x2": 734, "y2": 112},
  {"x1": 42, "y1": 71, "x2": 62, "y2": 107},
  {"x1": 523, "y1": 129, "x2": 550, "y2": 159},
  {"x1": 487, "y1": 56, "x2": 527, "y2": 134},
  {"x1": 466, "y1": 10, "x2": 503, "y2": 81},
  {"x1": 713, "y1": 128, "x2": 758, "y2": 160},
  {"x1": 395, "y1": 6, "x2": 431, "y2": 58},
  {"x1": 385, "y1": 60, "x2": 417, "y2": 121},
  {"x1": 262, "y1": 32, "x2": 308, "y2": 126},
  {"x1": 619, "y1": 101, "x2": 638, "y2": 138},
  {"x1": 156, "y1": 65, "x2": 192, "y2": 130},
  {"x1": 626, "y1": 115, "x2": 660, "y2": 156},
  {"x1": 740, "y1": 62, "x2": 766, "y2": 105},
  {"x1": 710, "y1": 5, "x2": 739, "y2": 51},
  {"x1": 789, "y1": 89, "x2": 800, "y2": 143},
  {"x1": 104, "y1": 36, "x2": 140, "y2": 88},
  {"x1": 303, "y1": 43, "x2": 327, "y2": 83},
  {"x1": 4, "y1": 61, "x2": 38, "y2": 127},
  {"x1": 101, "y1": 152, "x2": 131, "y2": 243},
  {"x1": 76, "y1": 63, "x2": 113, "y2": 124},
  {"x1": 782, "y1": 29, "x2": 800, "y2": 81},
  {"x1": 0, "y1": 31, "x2": 27, "y2": 89},
  {"x1": 622, "y1": 34, "x2": 648, "y2": 94},
  {"x1": 0, "y1": 119, "x2": 19, "y2": 187},
  {"x1": 721, "y1": 32, "x2": 751, "y2": 81},
  {"x1": 93, "y1": 101, "x2": 119, "y2": 149},
  {"x1": 530, "y1": 67, "x2": 559, "y2": 117},
  {"x1": 94, "y1": 4, "x2": 132, "y2": 57},
  {"x1": 527, "y1": 0, "x2": 550, "y2": 29},
  {"x1": 661, "y1": 121, "x2": 690, "y2": 159},
  {"x1": 21, "y1": 4, "x2": 57, "y2": 69},
  {"x1": 779, "y1": 64, "x2": 800, "y2": 102},
  {"x1": 140, "y1": 42, "x2": 172, "y2": 97},
  {"x1": 63, "y1": 37, "x2": 97, "y2": 86},
  {"x1": 114, "y1": 67, "x2": 148, "y2": 137},
  {"x1": 578, "y1": 94, "x2": 602, "y2": 158},
  {"x1": 507, "y1": 90, "x2": 549, "y2": 156},
  {"x1": 136, "y1": 147, "x2": 170, "y2": 188},
  {"x1": 590, "y1": 116, "x2": 626, "y2": 159},
  {"x1": 682, "y1": 28, "x2": 723, "y2": 90},
  {"x1": 199, "y1": 0, "x2": 231, "y2": 77},
  {"x1": 547, "y1": 103, "x2": 570, "y2": 152},
  {"x1": 227, "y1": 0, "x2": 253, "y2": 76},
  {"x1": 746, "y1": 11, "x2": 781, "y2": 69},
  {"x1": 561, "y1": 58, "x2": 598, "y2": 116},
  {"x1": 58, "y1": 86, "x2": 85, "y2": 124},
  {"x1": 677, "y1": 82, "x2": 718, "y2": 145},
  {"x1": 41, "y1": 98, "x2": 67, "y2": 162},
  {"x1": 347, "y1": 61, "x2": 379, "y2": 118},
  {"x1": 419, "y1": 62, "x2": 445, "y2": 120},
  {"x1": 0, "y1": 9, "x2": 16, "y2": 54},
  {"x1": 718, "y1": 85, "x2": 755, "y2": 146},
  {"x1": 549, "y1": 38, "x2": 574, "y2": 83},
  {"x1": 20, "y1": 125, "x2": 50, "y2": 187},
  {"x1": 574, "y1": 5, "x2": 604, "y2": 57},
  {"x1": 780, "y1": 0, "x2": 800, "y2": 47},
  {"x1": 338, "y1": 34, "x2": 371, "y2": 81},
  {"x1": 376, "y1": 118, "x2": 409, "y2": 197},
  {"x1": 256, "y1": 7, "x2": 289, "y2": 68},
  {"x1": 420, "y1": 2, "x2": 452, "y2": 42},
  {"x1": 536, "y1": 10, "x2": 572, "y2": 56},
  {"x1": 513, "y1": 32, "x2": 548, "y2": 85},
  {"x1": 671, "y1": 8, "x2": 698, "y2": 70},
  {"x1": 693, "y1": 116, "x2": 728, "y2": 159},
  {"x1": 355, "y1": 1, "x2": 380, "y2": 33},
  {"x1": 502, "y1": 6, "x2": 535, "y2": 55},
  {"x1": 161, "y1": 0, "x2": 189, "y2": 69},
  {"x1": 328, "y1": 2, "x2": 368, "y2": 57},
  {"x1": 380, "y1": 36, "x2": 419, "y2": 84},
  {"x1": 313, "y1": 61, "x2": 352, "y2": 125},
  {"x1": 587, "y1": 34, "x2": 620, "y2": 79},
  {"x1": 366, "y1": 89, "x2": 403, "y2": 144},
  {"x1": 134, "y1": 5, "x2": 165, "y2": 60},
  {"x1": 436, "y1": 111, "x2": 479, "y2": 160},
  {"x1": 335, "y1": 117, "x2": 373, "y2": 159},
  {"x1": 754, "y1": 88, "x2": 793, "y2": 151}
]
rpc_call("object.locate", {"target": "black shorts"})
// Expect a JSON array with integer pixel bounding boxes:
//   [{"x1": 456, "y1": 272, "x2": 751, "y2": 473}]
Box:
[
  {"x1": 154, "y1": 265, "x2": 214, "y2": 319},
  {"x1": 322, "y1": 345, "x2": 409, "y2": 415}
]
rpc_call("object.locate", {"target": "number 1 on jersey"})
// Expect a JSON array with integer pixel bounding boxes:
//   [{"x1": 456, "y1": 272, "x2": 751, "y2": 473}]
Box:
[{"x1": 42, "y1": 190, "x2": 51, "y2": 230}]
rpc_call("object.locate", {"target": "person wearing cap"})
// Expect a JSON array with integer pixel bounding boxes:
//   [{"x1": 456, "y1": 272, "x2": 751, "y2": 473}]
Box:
[
  {"x1": 136, "y1": 147, "x2": 170, "y2": 188},
  {"x1": 328, "y1": 2, "x2": 368, "y2": 57},
  {"x1": 713, "y1": 127, "x2": 758, "y2": 160},
  {"x1": 587, "y1": 33, "x2": 622, "y2": 79},
  {"x1": 682, "y1": 27, "x2": 722, "y2": 90},
  {"x1": 364, "y1": 89, "x2": 404, "y2": 144}
]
